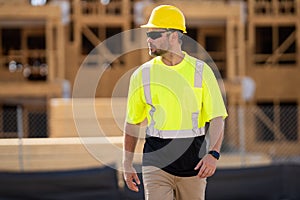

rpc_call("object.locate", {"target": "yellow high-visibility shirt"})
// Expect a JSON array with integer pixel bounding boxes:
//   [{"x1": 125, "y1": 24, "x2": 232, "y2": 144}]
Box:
[{"x1": 126, "y1": 52, "x2": 227, "y2": 130}]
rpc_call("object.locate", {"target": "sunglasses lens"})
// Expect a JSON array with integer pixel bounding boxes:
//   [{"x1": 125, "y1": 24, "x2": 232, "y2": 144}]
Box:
[{"x1": 147, "y1": 31, "x2": 163, "y2": 40}]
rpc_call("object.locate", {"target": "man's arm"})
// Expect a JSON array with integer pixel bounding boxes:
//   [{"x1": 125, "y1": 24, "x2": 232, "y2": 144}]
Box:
[
  {"x1": 194, "y1": 116, "x2": 224, "y2": 178},
  {"x1": 123, "y1": 122, "x2": 141, "y2": 192},
  {"x1": 207, "y1": 116, "x2": 224, "y2": 152}
]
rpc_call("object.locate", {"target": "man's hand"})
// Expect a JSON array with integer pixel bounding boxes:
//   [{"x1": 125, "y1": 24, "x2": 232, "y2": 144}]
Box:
[
  {"x1": 194, "y1": 116, "x2": 224, "y2": 178},
  {"x1": 123, "y1": 163, "x2": 141, "y2": 192},
  {"x1": 194, "y1": 153, "x2": 217, "y2": 178},
  {"x1": 123, "y1": 123, "x2": 141, "y2": 192}
]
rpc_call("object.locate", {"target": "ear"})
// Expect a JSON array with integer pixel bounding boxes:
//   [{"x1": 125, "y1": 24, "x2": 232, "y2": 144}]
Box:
[{"x1": 169, "y1": 32, "x2": 178, "y2": 44}]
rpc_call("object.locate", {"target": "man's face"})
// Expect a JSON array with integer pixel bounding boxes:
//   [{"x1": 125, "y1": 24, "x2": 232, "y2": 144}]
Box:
[{"x1": 146, "y1": 28, "x2": 171, "y2": 57}]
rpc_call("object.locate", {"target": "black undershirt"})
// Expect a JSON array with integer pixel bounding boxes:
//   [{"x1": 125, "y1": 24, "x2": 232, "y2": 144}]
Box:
[{"x1": 142, "y1": 135, "x2": 206, "y2": 177}]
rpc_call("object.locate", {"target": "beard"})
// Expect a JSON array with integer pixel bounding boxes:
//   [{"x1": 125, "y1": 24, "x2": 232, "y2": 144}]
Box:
[
  {"x1": 148, "y1": 44, "x2": 168, "y2": 57},
  {"x1": 149, "y1": 49, "x2": 168, "y2": 57}
]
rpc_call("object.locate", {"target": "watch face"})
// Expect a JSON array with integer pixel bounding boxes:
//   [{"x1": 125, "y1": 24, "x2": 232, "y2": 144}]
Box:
[{"x1": 209, "y1": 150, "x2": 220, "y2": 160}]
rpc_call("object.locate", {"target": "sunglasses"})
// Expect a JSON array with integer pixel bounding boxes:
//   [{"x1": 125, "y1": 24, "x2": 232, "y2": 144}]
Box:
[{"x1": 146, "y1": 31, "x2": 169, "y2": 40}]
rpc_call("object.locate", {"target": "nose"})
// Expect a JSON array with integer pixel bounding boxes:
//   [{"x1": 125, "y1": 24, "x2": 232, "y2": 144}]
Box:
[{"x1": 146, "y1": 37, "x2": 153, "y2": 43}]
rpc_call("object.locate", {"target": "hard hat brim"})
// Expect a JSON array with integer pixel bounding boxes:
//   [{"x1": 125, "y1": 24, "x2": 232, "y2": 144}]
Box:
[{"x1": 140, "y1": 23, "x2": 187, "y2": 33}]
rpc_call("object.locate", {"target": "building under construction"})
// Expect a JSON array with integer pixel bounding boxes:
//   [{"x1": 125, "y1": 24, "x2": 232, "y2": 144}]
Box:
[{"x1": 0, "y1": 0, "x2": 299, "y2": 170}]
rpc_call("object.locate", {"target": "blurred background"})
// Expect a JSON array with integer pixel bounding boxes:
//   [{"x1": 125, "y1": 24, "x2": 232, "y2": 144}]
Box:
[{"x1": 0, "y1": 0, "x2": 299, "y2": 199}]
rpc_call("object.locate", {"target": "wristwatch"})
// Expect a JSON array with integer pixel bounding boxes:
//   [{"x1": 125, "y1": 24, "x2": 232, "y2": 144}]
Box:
[{"x1": 208, "y1": 150, "x2": 220, "y2": 160}]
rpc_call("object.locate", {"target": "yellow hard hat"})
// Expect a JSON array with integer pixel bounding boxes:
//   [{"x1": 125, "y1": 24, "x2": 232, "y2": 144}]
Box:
[{"x1": 141, "y1": 5, "x2": 187, "y2": 33}]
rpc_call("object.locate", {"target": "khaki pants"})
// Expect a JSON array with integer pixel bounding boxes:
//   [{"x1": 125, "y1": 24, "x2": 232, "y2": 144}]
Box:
[{"x1": 142, "y1": 166, "x2": 207, "y2": 200}]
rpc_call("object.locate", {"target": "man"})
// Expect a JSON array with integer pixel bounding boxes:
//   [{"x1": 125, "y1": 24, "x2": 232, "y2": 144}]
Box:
[{"x1": 123, "y1": 5, "x2": 227, "y2": 200}]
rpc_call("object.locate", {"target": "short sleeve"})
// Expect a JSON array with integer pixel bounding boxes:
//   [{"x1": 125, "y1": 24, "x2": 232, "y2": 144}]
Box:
[
  {"x1": 125, "y1": 68, "x2": 147, "y2": 124},
  {"x1": 201, "y1": 64, "x2": 228, "y2": 123}
]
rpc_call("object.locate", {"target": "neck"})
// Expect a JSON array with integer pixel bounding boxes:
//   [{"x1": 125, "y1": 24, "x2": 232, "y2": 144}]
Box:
[{"x1": 161, "y1": 50, "x2": 184, "y2": 66}]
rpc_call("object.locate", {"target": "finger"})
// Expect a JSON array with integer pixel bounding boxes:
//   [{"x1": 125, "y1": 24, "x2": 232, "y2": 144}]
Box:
[
  {"x1": 198, "y1": 162, "x2": 212, "y2": 178},
  {"x1": 211, "y1": 168, "x2": 216, "y2": 175},
  {"x1": 207, "y1": 169, "x2": 214, "y2": 177},
  {"x1": 132, "y1": 173, "x2": 141, "y2": 185},
  {"x1": 194, "y1": 160, "x2": 203, "y2": 170},
  {"x1": 130, "y1": 182, "x2": 139, "y2": 192},
  {"x1": 200, "y1": 167, "x2": 215, "y2": 178},
  {"x1": 197, "y1": 165, "x2": 205, "y2": 178},
  {"x1": 126, "y1": 172, "x2": 140, "y2": 185},
  {"x1": 125, "y1": 177, "x2": 139, "y2": 192},
  {"x1": 125, "y1": 173, "x2": 140, "y2": 192},
  {"x1": 202, "y1": 168, "x2": 212, "y2": 178}
]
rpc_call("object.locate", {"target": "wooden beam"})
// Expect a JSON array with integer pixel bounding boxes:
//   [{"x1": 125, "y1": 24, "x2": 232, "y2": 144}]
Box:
[
  {"x1": 238, "y1": 21, "x2": 246, "y2": 76},
  {"x1": 0, "y1": 28, "x2": 2, "y2": 68},
  {"x1": 226, "y1": 17, "x2": 235, "y2": 79},
  {"x1": 248, "y1": 0, "x2": 254, "y2": 18},
  {"x1": 72, "y1": 0, "x2": 82, "y2": 71},
  {"x1": 56, "y1": 22, "x2": 65, "y2": 79},
  {"x1": 0, "y1": 137, "x2": 272, "y2": 171},
  {"x1": 78, "y1": 16, "x2": 129, "y2": 26},
  {"x1": 143, "y1": 1, "x2": 241, "y2": 21},
  {"x1": 251, "y1": 17, "x2": 298, "y2": 25},
  {"x1": 265, "y1": 31, "x2": 296, "y2": 64},
  {"x1": 0, "y1": 137, "x2": 134, "y2": 171},
  {"x1": 82, "y1": 25, "x2": 101, "y2": 46},
  {"x1": 81, "y1": 25, "x2": 116, "y2": 62},
  {"x1": 46, "y1": 20, "x2": 55, "y2": 81},
  {"x1": 122, "y1": 0, "x2": 130, "y2": 16},
  {"x1": 297, "y1": 0, "x2": 300, "y2": 70},
  {"x1": 272, "y1": 0, "x2": 279, "y2": 16},
  {"x1": 98, "y1": 27, "x2": 106, "y2": 42},
  {"x1": 0, "y1": 5, "x2": 61, "y2": 20},
  {"x1": 247, "y1": 0, "x2": 255, "y2": 71},
  {"x1": 255, "y1": 106, "x2": 284, "y2": 141},
  {"x1": 0, "y1": 82, "x2": 62, "y2": 98}
]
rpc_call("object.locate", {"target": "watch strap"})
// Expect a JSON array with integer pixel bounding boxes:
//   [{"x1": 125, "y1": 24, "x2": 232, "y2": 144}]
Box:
[{"x1": 208, "y1": 150, "x2": 220, "y2": 160}]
